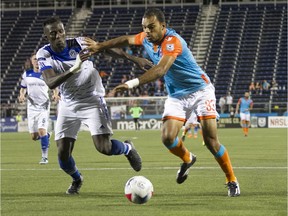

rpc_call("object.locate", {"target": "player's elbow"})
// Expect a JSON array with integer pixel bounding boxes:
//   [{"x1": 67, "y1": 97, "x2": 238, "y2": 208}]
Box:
[{"x1": 45, "y1": 81, "x2": 58, "y2": 90}]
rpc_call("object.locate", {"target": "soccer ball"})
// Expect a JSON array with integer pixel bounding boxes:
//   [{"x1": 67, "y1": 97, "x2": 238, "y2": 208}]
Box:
[{"x1": 124, "y1": 176, "x2": 154, "y2": 204}]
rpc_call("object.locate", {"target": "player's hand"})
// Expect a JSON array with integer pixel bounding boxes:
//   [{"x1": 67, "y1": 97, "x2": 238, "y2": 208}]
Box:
[
  {"x1": 133, "y1": 57, "x2": 154, "y2": 71},
  {"x1": 69, "y1": 50, "x2": 90, "y2": 74},
  {"x1": 111, "y1": 84, "x2": 129, "y2": 95},
  {"x1": 82, "y1": 38, "x2": 101, "y2": 55}
]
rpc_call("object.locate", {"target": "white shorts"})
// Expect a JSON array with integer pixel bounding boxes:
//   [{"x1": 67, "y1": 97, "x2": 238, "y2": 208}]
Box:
[
  {"x1": 240, "y1": 112, "x2": 250, "y2": 121},
  {"x1": 55, "y1": 97, "x2": 113, "y2": 140},
  {"x1": 162, "y1": 84, "x2": 217, "y2": 122},
  {"x1": 27, "y1": 108, "x2": 50, "y2": 133}
]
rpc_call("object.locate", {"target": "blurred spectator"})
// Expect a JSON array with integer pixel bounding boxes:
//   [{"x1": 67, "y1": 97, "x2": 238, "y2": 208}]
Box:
[
  {"x1": 262, "y1": 80, "x2": 270, "y2": 91},
  {"x1": 249, "y1": 82, "x2": 255, "y2": 94},
  {"x1": 121, "y1": 75, "x2": 128, "y2": 83},
  {"x1": 230, "y1": 106, "x2": 235, "y2": 120},
  {"x1": 154, "y1": 89, "x2": 165, "y2": 96},
  {"x1": 218, "y1": 96, "x2": 226, "y2": 114},
  {"x1": 15, "y1": 111, "x2": 23, "y2": 122},
  {"x1": 255, "y1": 81, "x2": 262, "y2": 95},
  {"x1": 226, "y1": 92, "x2": 233, "y2": 112},
  {"x1": 142, "y1": 49, "x2": 149, "y2": 59},
  {"x1": 154, "y1": 79, "x2": 163, "y2": 92},
  {"x1": 126, "y1": 47, "x2": 133, "y2": 56},
  {"x1": 270, "y1": 80, "x2": 278, "y2": 94}
]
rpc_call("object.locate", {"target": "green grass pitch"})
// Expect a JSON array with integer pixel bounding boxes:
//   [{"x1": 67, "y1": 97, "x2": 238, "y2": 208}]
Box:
[{"x1": 1, "y1": 128, "x2": 287, "y2": 216}]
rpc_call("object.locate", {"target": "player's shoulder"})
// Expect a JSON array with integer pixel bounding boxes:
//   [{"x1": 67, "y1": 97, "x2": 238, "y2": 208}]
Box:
[
  {"x1": 23, "y1": 69, "x2": 34, "y2": 77},
  {"x1": 36, "y1": 44, "x2": 51, "y2": 59},
  {"x1": 67, "y1": 37, "x2": 83, "y2": 49},
  {"x1": 164, "y1": 28, "x2": 184, "y2": 42},
  {"x1": 162, "y1": 28, "x2": 186, "y2": 51}
]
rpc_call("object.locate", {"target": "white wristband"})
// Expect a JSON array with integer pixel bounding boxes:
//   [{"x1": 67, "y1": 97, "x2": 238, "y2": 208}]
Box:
[{"x1": 125, "y1": 78, "x2": 139, "y2": 89}]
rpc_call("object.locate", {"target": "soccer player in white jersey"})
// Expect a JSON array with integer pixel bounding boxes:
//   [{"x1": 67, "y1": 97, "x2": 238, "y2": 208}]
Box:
[
  {"x1": 181, "y1": 112, "x2": 203, "y2": 142},
  {"x1": 84, "y1": 8, "x2": 240, "y2": 197},
  {"x1": 37, "y1": 16, "x2": 152, "y2": 195},
  {"x1": 18, "y1": 52, "x2": 60, "y2": 164}
]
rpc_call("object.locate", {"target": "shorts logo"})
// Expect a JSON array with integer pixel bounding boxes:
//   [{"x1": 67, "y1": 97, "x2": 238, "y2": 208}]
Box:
[
  {"x1": 69, "y1": 49, "x2": 78, "y2": 58},
  {"x1": 166, "y1": 44, "x2": 174, "y2": 51}
]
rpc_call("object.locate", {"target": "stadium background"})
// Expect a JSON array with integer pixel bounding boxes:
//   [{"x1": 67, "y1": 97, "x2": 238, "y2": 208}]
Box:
[{"x1": 0, "y1": 0, "x2": 287, "y2": 131}]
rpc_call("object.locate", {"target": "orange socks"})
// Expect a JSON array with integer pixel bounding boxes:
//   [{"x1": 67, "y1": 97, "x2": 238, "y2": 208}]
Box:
[
  {"x1": 168, "y1": 137, "x2": 191, "y2": 163},
  {"x1": 214, "y1": 145, "x2": 237, "y2": 183}
]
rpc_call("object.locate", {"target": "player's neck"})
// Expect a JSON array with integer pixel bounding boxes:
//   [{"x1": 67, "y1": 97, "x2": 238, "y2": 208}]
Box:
[{"x1": 153, "y1": 28, "x2": 167, "y2": 45}]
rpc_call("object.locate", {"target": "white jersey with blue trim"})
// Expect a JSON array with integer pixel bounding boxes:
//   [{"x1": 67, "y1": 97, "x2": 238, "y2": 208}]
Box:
[
  {"x1": 36, "y1": 37, "x2": 105, "y2": 104},
  {"x1": 20, "y1": 69, "x2": 50, "y2": 110}
]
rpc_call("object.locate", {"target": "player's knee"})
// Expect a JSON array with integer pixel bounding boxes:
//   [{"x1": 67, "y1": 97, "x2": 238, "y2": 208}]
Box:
[
  {"x1": 204, "y1": 137, "x2": 220, "y2": 153},
  {"x1": 161, "y1": 133, "x2": 176, "y2": 147}
]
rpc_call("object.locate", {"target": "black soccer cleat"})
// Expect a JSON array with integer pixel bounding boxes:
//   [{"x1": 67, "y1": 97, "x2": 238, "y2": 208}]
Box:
[
  {"x1": 66, "y1": 175, "x2": 84, "y2": 195},
  {"x1": 227, "y1": 181, "x2": 240, "y2": 197},
  {"x1": 176, "y1": 153, "x2": 197, "y2": 184},
  {"x1": 124, "y1": 140, "x2": 142, "y2": 172}
]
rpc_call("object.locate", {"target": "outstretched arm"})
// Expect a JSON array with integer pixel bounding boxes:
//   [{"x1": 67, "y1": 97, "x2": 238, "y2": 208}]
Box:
[
  {"x1": 104, "y1": 48, "x2": 153, "y2": 71},
  {"x1": 84, "y1": 35, "x2": 136, "y2": 54},
  {"x1": 112, "y1": 55, "x2": 176, "y2": 94}
]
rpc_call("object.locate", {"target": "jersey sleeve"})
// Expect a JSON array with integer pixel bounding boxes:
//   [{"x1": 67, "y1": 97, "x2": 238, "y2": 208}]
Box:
[
  {"x1": 20, "y1": 72, "x2": 27, "y2": 88},
  {"x1": 134, "y1": 32, "x2": 146, "y2": 45},
  {"x1": 161, "y1": 36, "x2": 182, "y2": 57},
  {"x1": 36, "y1": 49, "x2": 53, "y2": 72},
  {"x1": 76, "y1": 37, "x2": 86, "y2": 49}
]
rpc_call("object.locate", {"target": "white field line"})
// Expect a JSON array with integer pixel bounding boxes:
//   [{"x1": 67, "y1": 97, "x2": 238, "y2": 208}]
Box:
[{"x1": 0, "y1": 166, "x2": 287, "y2": 171}]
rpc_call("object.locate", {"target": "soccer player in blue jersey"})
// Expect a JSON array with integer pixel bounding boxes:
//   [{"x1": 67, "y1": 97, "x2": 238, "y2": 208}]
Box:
[
  {"x1": 84, "y1": 8, "x2": 240, "y2": 197},
  {"x1": 18, "y1": 52, "x2": 59, "y2": 164},
  {"x1": 235, "y1": 92, "x2": 253, "y2": 137},
  {"x1": 37, "y1": 16, "x2": 153, "y2": 195}
]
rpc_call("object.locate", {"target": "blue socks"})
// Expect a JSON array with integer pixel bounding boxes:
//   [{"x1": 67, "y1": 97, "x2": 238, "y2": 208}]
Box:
[
  {"x1": 59, "y1": 157, "x2": 81, "y2": 180},
  {"x1": 111, "y1": 139, "x2": 130, "y2": 155},
  {"x1": 40, "y1": 135, "x2": 49, "y2": 158},
  {"x1": 40, "y1": 135, "x2": 49, "y2": 150}
]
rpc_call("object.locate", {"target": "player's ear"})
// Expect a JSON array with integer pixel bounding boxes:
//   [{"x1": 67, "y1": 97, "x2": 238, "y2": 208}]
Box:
[{"x1": 43, "y1": 34, "x2": 48, "y2": 41}]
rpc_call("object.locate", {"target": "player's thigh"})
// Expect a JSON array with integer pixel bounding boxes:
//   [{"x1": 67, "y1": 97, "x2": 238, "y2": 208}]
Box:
[
  {"x1": 27, "y1": 109, "x2": 40, "y2": 133},
  {"x1": 162, "y1": 97, "x2": 186, "y2": 120},
  {"x1": 55, "y1": 108, "x2": 81, "y2": 141},
  {"x1": 162, "y1": 119, "x2": 183, "y2": 144},
  {"x1": 245, "y1": 113, "x2": 251, "y2": 121},
  {"x1": 80, "y1": 106, "x2": 113, "y2": 136},
  {"x1": 37, "y1": 110, "x2": 50, "y2": 131},
  {"x1": 240, "y1": 113, "x2": 249, "y2": 122}
]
